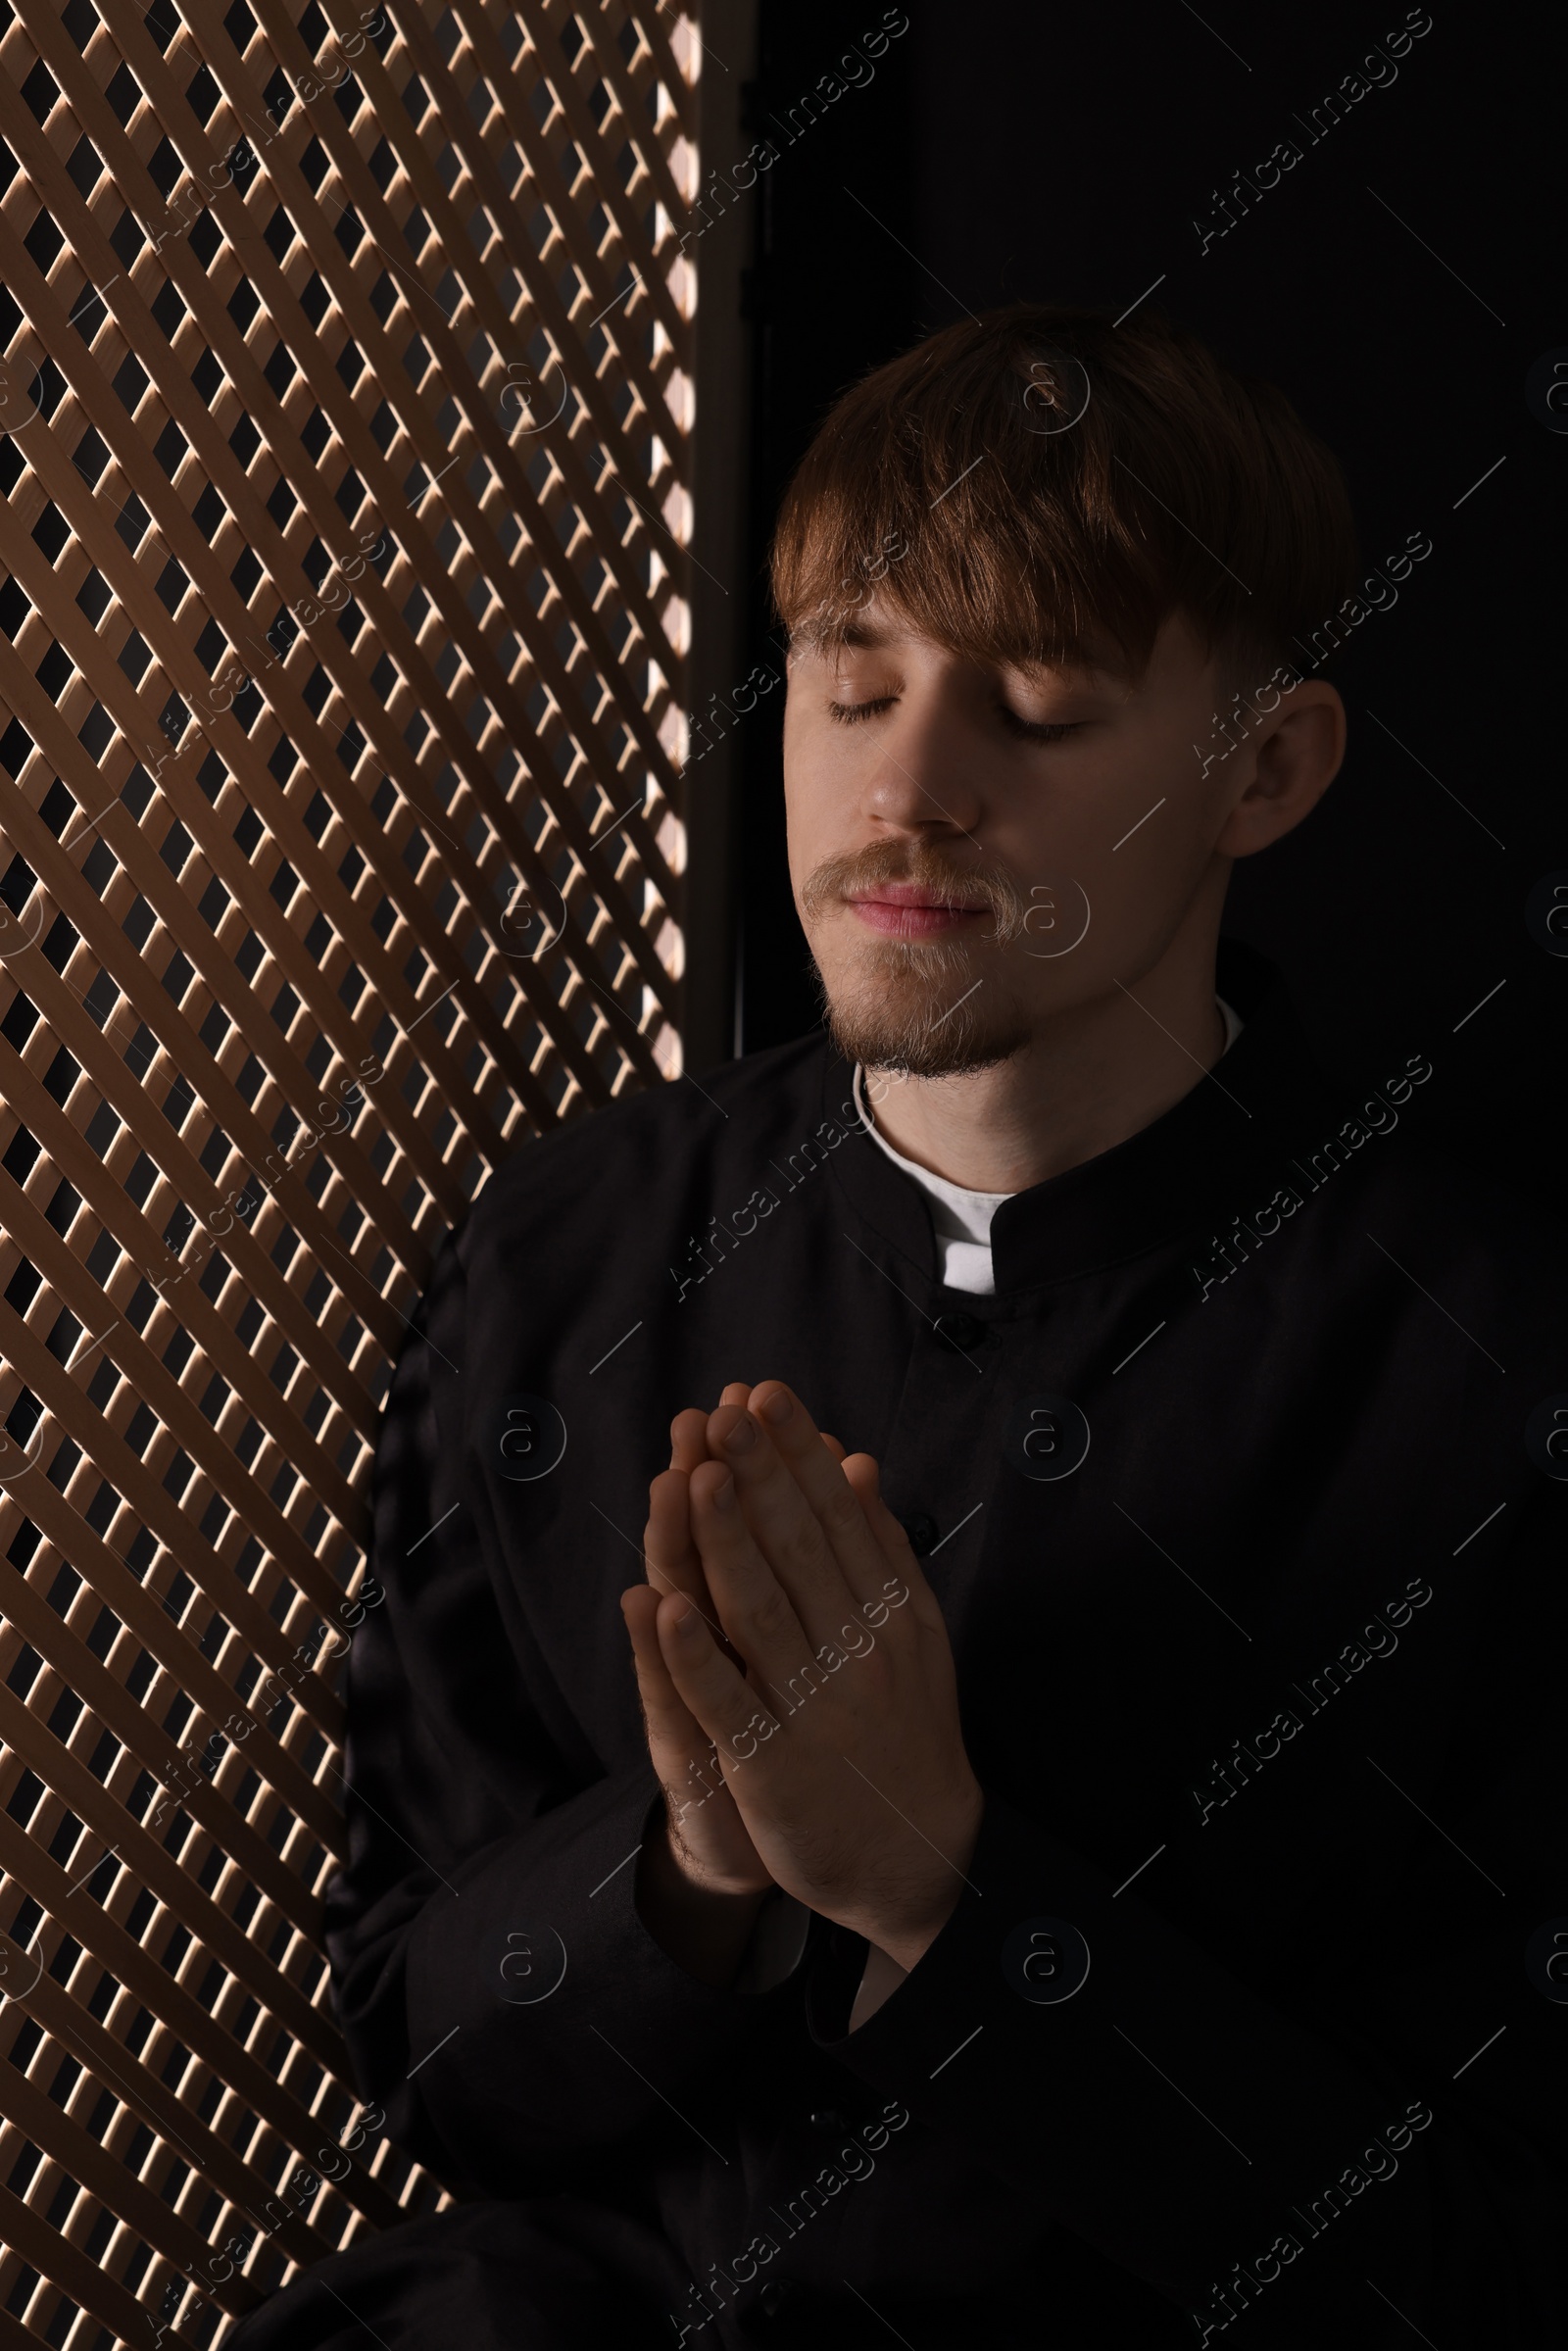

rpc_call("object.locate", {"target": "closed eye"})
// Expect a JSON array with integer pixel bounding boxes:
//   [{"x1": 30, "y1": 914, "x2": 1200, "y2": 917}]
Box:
[
  {"x1": 996, "y1": 704, "x2": 1082, "y2": 744},
  {"x1": 826, "y1": 696, "x2": 897, "y2": 724},
  {"x1": 826, "y1": 695, "x2": 1083, "y2": 743}
]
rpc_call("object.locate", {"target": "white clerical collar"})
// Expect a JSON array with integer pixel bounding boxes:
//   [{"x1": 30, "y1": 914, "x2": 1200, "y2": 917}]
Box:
[{"x1": 850, "y1": 996, "x2": 1246, "y2": 1298}]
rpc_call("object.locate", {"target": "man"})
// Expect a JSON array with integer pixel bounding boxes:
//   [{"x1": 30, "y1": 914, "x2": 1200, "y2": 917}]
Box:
[{"x1": 232, "y1": 307, "x2": 1564, "y2": 2347}]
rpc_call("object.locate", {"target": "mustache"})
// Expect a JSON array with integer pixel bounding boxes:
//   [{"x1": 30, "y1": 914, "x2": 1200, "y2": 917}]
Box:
[{"x1": 800, "y1": 844, "x2": 1032, "y2": 941}]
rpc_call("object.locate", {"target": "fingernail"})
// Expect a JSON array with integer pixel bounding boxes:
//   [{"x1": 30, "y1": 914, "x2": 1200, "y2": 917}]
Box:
[
  {"x1": 722, "y1": 1417, "x2": 757, "y2": 1455},
  {"x1": 712, "y1": 1474, "x2": 736, "y2": 1511},
  {"x1": 674, "y1": 1604, "x2": 703, "y2": 1636},
  {"x1": 759, "y1": 1390, "x2": 792, "y2": 1425}
]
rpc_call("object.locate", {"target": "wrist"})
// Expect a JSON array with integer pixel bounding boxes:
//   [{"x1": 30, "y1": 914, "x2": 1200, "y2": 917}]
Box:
[
  {"x1": 657, "y1": 1801, "x2": 772, "y2": 1901},
  {"x1": 635, "y1": 1803, "x2": 772, "y2": 1988},
  {"x1": 860, "y1": 1780, "x2": 984, "y2": 1974},
  {"x1": 872, "y1": 1886, "x2": 962, "y2": 1976}
]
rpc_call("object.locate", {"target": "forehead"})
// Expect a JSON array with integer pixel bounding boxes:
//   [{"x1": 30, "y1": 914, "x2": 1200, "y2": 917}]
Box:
[
  {"x1": 794, "y1": 595, "x2": 1232, "y2": 696},
  {"x1": 791, "y1": 602, "x2": 1144, "y2": 690}
]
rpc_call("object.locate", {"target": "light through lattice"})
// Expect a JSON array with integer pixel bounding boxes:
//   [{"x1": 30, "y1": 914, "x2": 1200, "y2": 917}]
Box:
[{"x1": 0, "y1": 0, "x2": 698, "y2": 2340}]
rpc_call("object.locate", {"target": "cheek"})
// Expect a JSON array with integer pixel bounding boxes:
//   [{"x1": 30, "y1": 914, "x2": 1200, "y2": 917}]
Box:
[
  {"x1": 781, "y1": 779, "x2": 819, "y2": 908},
  {"x1": 780, "y1": 694, "x2": 819, "y2": 816},
  {"x1": 1002, "y1": 757, "x2": 1207, "y2": 986},
  {"x1": 780, "y1": 673, "x2": 811, "y2": 758},
  {"x1": 782, "y1": 726, "x2": 855, "y2": 886},
  {"x1": 783, "y1": 695, "x2": 857, "y2": 788}
]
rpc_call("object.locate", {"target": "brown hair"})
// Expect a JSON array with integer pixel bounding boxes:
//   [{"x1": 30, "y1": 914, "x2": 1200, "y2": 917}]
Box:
[{"x1": 768, "y1": 303, "x2": 1360, "y2": 694}]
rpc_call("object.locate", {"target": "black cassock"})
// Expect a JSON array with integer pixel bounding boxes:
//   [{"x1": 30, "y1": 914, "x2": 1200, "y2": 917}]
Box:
[{"x1": 229, "y1": 941, "x2": 1565, "y2": 2350}]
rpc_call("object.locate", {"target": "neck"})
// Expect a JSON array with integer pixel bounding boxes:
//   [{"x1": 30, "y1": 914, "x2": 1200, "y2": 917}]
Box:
[{"x1": 861, "y1": 918, "x2": 1231, "y2": 1196}]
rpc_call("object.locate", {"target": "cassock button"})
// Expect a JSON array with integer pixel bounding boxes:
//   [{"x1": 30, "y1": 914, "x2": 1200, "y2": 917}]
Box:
[
  {"x1": 933, "y1": 1310, "x2": 988, "y2": 1351},
  {"x1": 897, "y1": 1512, "x2": 939, "y2": 1556},
  {"x1": 760, "y1": 2280, "x2": 785, "y2": 2316}
]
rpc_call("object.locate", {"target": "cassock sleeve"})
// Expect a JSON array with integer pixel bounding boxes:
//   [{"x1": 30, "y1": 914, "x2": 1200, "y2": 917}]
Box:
[
  {"x1": 321, "y1": 1220, "x2": 808, "y2": 2199},
  {"x1": 805, "y1": 1488, "x2": 1566, "y2": 2342}
]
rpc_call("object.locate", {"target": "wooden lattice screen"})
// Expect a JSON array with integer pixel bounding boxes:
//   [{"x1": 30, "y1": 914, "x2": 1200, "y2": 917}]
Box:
[{"x1": 0, "y1": 0, "x2": 717, "y2": 2338}]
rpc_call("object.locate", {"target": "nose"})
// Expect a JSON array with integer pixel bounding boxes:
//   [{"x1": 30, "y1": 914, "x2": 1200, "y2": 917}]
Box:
[{"x1": 858, "y1": 691, "x2": 983, "y2": 845}]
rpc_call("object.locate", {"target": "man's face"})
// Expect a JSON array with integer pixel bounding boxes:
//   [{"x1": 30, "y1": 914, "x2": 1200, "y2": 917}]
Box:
[{"x1": 783, "y1": 602, "x2": 1251, "y2": 1078}]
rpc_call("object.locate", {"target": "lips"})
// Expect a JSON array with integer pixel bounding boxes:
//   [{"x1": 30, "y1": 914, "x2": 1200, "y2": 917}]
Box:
[{"x1": 846, "y1": 885, "x2": 989, "y2": 939}]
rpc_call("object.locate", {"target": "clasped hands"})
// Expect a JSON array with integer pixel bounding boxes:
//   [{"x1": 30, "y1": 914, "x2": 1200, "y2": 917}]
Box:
[{"x1": 620, "y1": 1380, "x2": 983, "y2": 1978}]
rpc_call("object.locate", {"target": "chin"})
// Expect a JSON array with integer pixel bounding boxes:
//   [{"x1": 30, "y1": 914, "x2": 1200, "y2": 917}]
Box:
[{"x1": 812, "y1": 948, "x2": 1032, "y2": 1080}]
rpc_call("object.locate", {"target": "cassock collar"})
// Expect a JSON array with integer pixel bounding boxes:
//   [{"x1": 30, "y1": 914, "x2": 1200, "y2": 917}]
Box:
[{"x1": 821, "y1": 938, "x2": 1347, "y2": 1297}]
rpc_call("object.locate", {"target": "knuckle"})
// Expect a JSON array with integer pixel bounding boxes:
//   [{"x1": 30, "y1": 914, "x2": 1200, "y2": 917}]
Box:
[
  {"x1": 774, "y1": 1518, "x2": 827, "y2": 1583},
  {"x1": 645, "y1": 1711, "x2": 689, "y2": 1766},
  {"x1": 741, "y1": 1582, "x2": 798, "y2": 1647},
  {"x1": 820, "y1": 1478, "x2": 862, "y2": 1535},
  {"x1": 857, "y1": 1646, "x2": 897, "y2": 1703}
]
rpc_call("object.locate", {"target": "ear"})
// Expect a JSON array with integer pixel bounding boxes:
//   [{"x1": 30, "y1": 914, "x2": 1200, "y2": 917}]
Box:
[{"x1": 1214, "y1": 679, "x2": 1347, "y2": 858}]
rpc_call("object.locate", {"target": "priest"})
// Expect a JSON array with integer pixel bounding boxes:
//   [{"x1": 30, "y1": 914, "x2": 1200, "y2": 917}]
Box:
[{"x1": 228, "y1": 303, "x2": 1564, "y2": 2348}]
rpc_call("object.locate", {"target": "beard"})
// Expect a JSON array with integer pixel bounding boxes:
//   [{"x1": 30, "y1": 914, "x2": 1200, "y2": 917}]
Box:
[{"x1": 801, "y1": 841, "x2": 1038, "y2": 1079}]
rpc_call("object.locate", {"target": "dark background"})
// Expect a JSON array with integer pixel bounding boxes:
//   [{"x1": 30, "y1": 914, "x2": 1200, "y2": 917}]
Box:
[{"x1": 725, "y1": 0, "x2": 1563, "y2": 1213}]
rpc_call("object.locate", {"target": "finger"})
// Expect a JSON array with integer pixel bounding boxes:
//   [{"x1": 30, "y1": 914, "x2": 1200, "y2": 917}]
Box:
[
  {"x1": 642, "y1": 1469, "x2": 736, "y2": 1653},
  {"x1": 840, "y1": 1453, "x2": 946, "y2": 1633},
  {"x1": 704, "y1": 1401, "x2": 868, "y2": 1648},
  {"x1": 620, "y1": 1586, "x2": 707, "y2": 1751},
  {"x1": 654, "y1": 1585, "x2": 782, "y2": 1776},
  {"x1": 623, "y1": 1592, "x2": 768, "y2": 1870},
  {"x1": 668, "y1": 1408, "x2": 710, "y2": 1475},
  {"x1": 644, "y1": 1467, "x2": 701, "y2": 1598},
  {"x1": 622, "y1": 1590, "x2": 738, "y2": 1836},
  {"x1": 670, "y1": 1391, "x2": 748, "y2": 1472},
  {"x1": 759, "y1": 1390, "x2": 938, "y2": 1635},
  {"x1": 839, "y1": 1449, "x2": 883, "y2": 1511},
  {"x1": 621, "y1": 1581, "x2": 667, "y2": 1684},
  {"x1": 686, "y1": 1454, "x2": 821, "y2": 1695},
  {"x1": 739, "y1": 1385, "x2": 903, "y2": 1617},
  {"x1": 624, "y1": 1589, "x2": 738, "y2": 1777}
]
